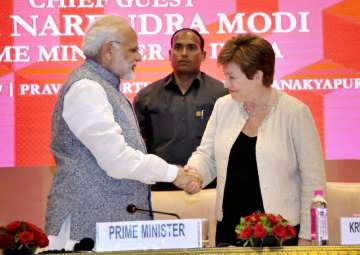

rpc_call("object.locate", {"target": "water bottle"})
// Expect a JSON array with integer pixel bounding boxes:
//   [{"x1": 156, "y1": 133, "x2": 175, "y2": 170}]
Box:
[{"x1": 310, "y1": 188, "x2": 328, "y2": 245}]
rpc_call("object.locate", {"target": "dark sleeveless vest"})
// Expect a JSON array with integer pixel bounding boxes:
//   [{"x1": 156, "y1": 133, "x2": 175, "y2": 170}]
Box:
[{"x1": 46, "y1": 59, "x2": 152, "y2": 240}]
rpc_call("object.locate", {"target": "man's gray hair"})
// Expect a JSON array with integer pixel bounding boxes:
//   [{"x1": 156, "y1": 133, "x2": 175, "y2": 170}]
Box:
[{"x1": 82, "y1": 15, "x2": 129, "y2": 58}]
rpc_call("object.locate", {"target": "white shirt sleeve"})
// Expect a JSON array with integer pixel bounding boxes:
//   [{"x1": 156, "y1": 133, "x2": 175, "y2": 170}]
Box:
[{"x1": 62, "y1": 79, "x2": 178, "y2": 184}]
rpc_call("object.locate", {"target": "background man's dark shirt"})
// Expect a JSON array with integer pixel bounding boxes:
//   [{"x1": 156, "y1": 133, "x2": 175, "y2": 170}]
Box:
[{"x1": 134, "y1": 72, "x2": 227, "y2": 190}]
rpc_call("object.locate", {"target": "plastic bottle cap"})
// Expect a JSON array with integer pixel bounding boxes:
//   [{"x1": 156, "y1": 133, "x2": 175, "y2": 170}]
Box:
[{"x1": 314, "y1": 189, "x2": 324, "y2": 196}]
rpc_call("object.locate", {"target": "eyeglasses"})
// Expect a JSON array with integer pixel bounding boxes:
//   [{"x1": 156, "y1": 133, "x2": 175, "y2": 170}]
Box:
[{"x1": 110, "y1": 40, "x2": 122, "y2": 45}]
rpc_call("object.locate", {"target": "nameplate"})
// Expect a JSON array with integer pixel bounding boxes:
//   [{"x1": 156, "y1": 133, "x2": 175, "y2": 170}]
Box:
[
  {"x1": 341, "y1": 217, "x2": 360, "y2": 245},
  {"x1": 95, "y1": 219, "x2": 203, "y2": 252}
]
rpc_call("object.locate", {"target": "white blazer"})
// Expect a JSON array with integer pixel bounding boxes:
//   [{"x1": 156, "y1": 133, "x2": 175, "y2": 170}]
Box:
[{"x1": 187, "y1": 90, "x2": 326, "y2": 239}]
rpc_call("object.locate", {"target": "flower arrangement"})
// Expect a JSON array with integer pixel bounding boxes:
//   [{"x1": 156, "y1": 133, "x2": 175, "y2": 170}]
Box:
[
  {"x1": 0, "y1": 221, "x2": 49, "y2": 254},
  {"x1": 235, "y1": 211, "x2": 297, "y2": 247}
]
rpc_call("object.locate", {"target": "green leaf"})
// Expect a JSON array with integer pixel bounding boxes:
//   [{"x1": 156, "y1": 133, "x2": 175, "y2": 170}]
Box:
[{"x1": 240, "y1": 217, "x2": 246, "y2": 224}]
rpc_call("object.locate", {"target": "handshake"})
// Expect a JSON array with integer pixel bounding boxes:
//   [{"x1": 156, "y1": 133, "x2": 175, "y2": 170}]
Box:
[{"x1": 173, "y1": 166, "x2": 203, "y2": 194}]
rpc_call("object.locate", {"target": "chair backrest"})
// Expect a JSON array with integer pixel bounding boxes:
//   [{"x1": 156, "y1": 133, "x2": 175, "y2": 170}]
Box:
[
  {"x1": 151, "y1": 189, "x2": 217, "y2": 246},
  {"x1": 326, "y1": 182, "x2": 360, "y2": 245}
]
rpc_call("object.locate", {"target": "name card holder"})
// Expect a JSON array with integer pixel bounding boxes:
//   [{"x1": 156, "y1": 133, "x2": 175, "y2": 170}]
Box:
[
  {"x1": 341, "y1": 217, "x2": 360, "y2": 245},
  {"x1": 96, "y1": 218, "x2": 205, "y2": 252}
]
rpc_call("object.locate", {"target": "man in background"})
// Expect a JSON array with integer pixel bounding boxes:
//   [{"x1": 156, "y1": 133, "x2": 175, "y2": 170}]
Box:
[
  {"x1": 46, "y1": 16, "x2": 201, "y2": 248},
  {"x1": 134, "y1": 28, "x2": 227, "y2": 190}
]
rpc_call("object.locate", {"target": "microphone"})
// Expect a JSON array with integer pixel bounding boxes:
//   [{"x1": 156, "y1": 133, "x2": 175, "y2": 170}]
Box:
[
  {"x1": 73, "y1": 237, "x2": 94, "y2": 252},
  {"x1": 126, "y1": 204, "x2": 181, "y2": 219}
]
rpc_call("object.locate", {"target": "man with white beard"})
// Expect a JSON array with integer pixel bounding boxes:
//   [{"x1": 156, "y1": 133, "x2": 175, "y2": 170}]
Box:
[{"x1": 46, "y1": 15, "x2": 202, "y2": 250}]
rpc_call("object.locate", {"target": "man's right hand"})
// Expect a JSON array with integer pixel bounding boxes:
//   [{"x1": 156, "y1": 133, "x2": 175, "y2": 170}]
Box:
[{"x1": 173, "y1": 166, "x2": 203, "y2": 194}]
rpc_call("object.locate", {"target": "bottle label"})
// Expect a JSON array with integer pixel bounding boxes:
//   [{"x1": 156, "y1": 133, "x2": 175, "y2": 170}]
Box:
[{"x1": 317, "y1": 208, "x2": 328, "y2": 241}]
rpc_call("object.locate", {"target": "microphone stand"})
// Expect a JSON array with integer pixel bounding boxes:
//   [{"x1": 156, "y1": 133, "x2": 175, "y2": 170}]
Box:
[
  {"x1": 136, "y1": 208, "x2": 180, "y2": 219},
  {"x1": 127, "y1": 204, "x2": 181, "y2": 219}
]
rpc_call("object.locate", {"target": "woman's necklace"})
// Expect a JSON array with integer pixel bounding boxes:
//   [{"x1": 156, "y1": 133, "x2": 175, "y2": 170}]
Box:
[
  {"x1": 244, "y1": 91, "x2": 274, "y2": 117},
  {"x1": 244, "y1": 103, "x2": 270, "y2": 117}
]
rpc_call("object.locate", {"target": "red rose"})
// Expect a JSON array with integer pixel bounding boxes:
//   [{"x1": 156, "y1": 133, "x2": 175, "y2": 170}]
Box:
[
  {"x1": 18, "y1": 231, "x2": 34, "y2": 245},
  {"x1": 246, "y1": 212, "x2": 260, "y2": 223},
  {"x1": 24, "y1": 222, "x2": 49, "y2": 247},
  {"x1": 34, "y1": 232, "x2": 49, "y2": 247},
  {"x1": 287, "y1": 225, "x2": 297, "y2": 238},
  {"x1": 253, "y1": 214, "x2": 260, "y2": 222},
  {"x1": 267, "y1": 214, "x2": 279, "y2": 224},
  {"x1": 272, "y1": 224, "x2": 288, "y2": 240},
  {"x1": 6, "y1": 221, "x2": 22, "y2": 234},
  {"x1": 254, "y1": 223, "x2": 267, "y2": 239},
  {"x1": 26, "y1": 222, "x2": 42, "y2": 235},
  {"x1": 0, "y1": 233, "x2": 15, "y2": 249},
  {"x1": 240, "y1": 226, "x2": 253, "y2": 239}
]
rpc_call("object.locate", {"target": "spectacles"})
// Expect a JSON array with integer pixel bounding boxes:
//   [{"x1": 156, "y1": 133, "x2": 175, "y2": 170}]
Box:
[{"x1": 110, "y1": 40, "x2": 122, "y2": 45}]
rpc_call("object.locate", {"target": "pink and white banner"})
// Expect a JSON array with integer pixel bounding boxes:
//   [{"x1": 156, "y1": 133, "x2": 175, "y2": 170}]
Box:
[{"x1": 0, "y1": 0, "x2": 359, "y2": 167}]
